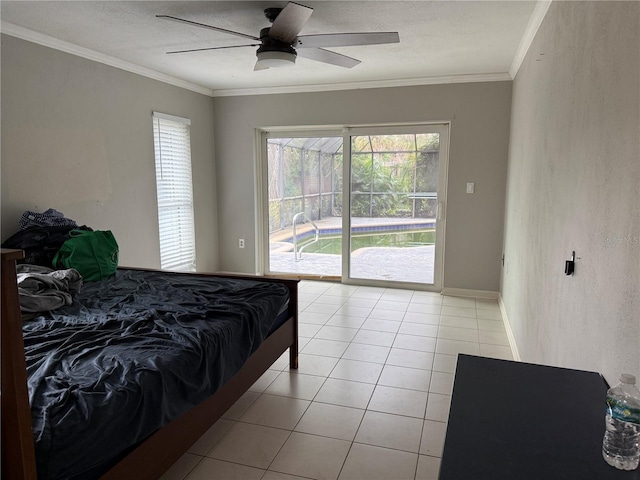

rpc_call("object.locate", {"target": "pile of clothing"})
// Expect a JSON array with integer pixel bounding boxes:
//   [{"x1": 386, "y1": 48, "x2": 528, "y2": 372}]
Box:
[
  {"x1": 2, "y1": 209, "x2": 89, "y2": 314},
  {"x1": 3, "y1": 208, "x2": 93, "y2": 267},
  {"x1": 16, "y1": 264, "x2": 83, "y2": 314}
]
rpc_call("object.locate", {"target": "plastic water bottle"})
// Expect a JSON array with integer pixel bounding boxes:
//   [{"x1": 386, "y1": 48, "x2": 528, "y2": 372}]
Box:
[{"x1": 602, "y1": 373, "x2": 640, "y2": 470}]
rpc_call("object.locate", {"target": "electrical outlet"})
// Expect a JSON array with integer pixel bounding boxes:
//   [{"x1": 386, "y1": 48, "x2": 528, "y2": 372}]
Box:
[
  {"x1": 238, "y1": 238, "x2": 245, "y2": 249},
  {"x1": 466, "y1": 182, "x2": 475, "y2": 194}
]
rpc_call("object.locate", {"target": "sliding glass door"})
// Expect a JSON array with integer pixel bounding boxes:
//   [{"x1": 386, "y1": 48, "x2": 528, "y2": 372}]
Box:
[
  {"x1": 345, "y1": 125, "x2": 448, "y2": 288},
  {"x1": 261, "y1": 124, "x2": 448, "y2": 290},
  {"x1": 265, "y1": 134, "x2": 344, "y2": 279}
]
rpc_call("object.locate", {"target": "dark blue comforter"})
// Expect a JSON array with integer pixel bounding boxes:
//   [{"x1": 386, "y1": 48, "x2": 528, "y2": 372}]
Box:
[{"x1": 22, "y1": 270, "x2": 290, "y2": 480}]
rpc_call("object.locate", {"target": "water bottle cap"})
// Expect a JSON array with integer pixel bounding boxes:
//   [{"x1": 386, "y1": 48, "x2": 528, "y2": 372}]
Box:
[{"x1": 620, "y1": 374, "x2": 636, "y2": 384}]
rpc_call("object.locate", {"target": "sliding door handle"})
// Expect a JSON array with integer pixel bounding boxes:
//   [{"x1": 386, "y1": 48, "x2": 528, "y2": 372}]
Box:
[{"x1": 437, "y1": 202, "x2": 445, "y2": 221}]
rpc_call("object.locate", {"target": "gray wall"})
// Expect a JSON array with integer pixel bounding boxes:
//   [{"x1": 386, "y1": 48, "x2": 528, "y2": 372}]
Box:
[
  {"x1": 1, "y1": 35, "x2": 218, "y2": 271},
  {"x1": 502, "y1": 1, "x2": 640, "y2": 383},
  {"x1": 213, "y1": 82, "x2": 512, "y2": 291}
]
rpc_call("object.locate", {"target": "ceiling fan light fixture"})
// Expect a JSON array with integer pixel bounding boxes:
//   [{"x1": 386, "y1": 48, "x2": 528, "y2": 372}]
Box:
[{"x1": 256, "y1": 50, "x2": 296, "y2": 68}]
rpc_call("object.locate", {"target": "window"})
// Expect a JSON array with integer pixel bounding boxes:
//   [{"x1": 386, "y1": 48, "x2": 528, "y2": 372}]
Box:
[{"x1": 152, "y1": 112, "x2": 196, "y2": 271}]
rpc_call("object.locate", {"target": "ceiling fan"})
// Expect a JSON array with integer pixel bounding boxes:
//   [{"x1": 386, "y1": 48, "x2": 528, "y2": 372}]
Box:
[{"x1": 157, "y1": 2, "x2": 400, "y2": 71}]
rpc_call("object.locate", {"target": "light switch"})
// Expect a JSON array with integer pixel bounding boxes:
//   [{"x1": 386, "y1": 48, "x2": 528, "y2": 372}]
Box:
[{"x1": 466, "y1": 182, "x2": 475, "y2": 194}]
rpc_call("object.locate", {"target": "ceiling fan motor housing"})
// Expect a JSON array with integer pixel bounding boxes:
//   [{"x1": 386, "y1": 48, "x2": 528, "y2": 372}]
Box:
[{"x1": 257, "y1": 27, "x2": 297, "y2": 56}]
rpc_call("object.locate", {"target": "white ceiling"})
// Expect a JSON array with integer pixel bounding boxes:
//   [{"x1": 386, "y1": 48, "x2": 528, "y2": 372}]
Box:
[{"x1": 0, "y1": 1, "x2": 547, "y2": 97}]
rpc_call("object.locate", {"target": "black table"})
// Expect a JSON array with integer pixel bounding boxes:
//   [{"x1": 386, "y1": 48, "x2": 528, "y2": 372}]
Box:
[{"x1": 439, "y1": 354, "x2": 639, "y2": 480}]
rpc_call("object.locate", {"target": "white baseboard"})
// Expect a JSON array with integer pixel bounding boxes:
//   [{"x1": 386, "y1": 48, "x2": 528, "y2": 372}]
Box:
[
  {"x1": 498, "y1": 294, "x2": 521, "y2": 361},
  {"x1": 440, "y1": 287, "x2": 499, "y2": 299}
]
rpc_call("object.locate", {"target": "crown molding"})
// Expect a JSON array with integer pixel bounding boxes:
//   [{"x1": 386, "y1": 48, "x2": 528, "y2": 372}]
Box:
[
  {"x1": 0, "y1": 21, "x2": 214, "y2": 97},
  {"x1": 1, "y1": 20, "x2": 516, "y2": 100},
  {"x1": 509, "y1": 0, "x2": 553, "y2": 79},
  {"x1": 212, "y1": 72, "x2": 512, "y2": 97}
]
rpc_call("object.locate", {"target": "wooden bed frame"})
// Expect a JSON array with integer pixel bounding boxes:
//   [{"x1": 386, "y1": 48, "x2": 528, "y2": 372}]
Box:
[{"x1": 1, "y1": 248, "x2": 299, "y2": 480}]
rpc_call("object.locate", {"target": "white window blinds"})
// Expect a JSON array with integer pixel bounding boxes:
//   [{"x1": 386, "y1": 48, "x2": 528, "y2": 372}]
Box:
[{"x1": 152, "y1": 112, "x2": 196, "y2": 272}]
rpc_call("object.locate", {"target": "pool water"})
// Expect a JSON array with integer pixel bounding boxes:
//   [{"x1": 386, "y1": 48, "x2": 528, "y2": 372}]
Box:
[{"x1": 298, "y1": 230, "x2": 435, "y2": 255}]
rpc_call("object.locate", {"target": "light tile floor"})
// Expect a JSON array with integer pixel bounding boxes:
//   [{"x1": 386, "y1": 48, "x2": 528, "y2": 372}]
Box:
[{"x1": 161, "y1": 280, "x2": 513, "y2": 480}]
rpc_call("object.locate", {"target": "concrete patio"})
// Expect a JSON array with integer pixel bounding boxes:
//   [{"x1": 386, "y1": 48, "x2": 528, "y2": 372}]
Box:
[
  {"x1": 269, "y1": 216, "x2": 436, "y2": 284},
  {"x1": 269, "y1": 246, "x2": 435, "y2": 284}
]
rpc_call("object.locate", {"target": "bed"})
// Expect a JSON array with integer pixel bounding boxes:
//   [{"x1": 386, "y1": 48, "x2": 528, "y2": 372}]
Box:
[{"x1": 1, "y1": 248, "x2": 299, "y2": 480}]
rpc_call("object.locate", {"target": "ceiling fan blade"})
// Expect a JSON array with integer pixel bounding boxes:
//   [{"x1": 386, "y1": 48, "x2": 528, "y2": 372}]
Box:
[
  {"x1": 269, "y1": 2, "x2": 313, "y2": 44},
  {"x1": 156, "y1": 15, "x2": 259, "y2": 41},
  {"x1": 167, "y1": 44, "x2": 260, "y2": 55},
  {"x1": 296, "y1": 32, "x2": 400, "y2": 49},
  {"x1": 296, "y1": 48, "x2": 361, "y2": 68},
  {"x1": 254, "y1": 61, "x2": 270, "y2": 71}
]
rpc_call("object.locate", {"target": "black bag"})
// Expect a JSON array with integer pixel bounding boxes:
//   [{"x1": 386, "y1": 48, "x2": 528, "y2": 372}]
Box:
[{"x1": 1, "y1": 225, "x2": 92, "y2": 268}]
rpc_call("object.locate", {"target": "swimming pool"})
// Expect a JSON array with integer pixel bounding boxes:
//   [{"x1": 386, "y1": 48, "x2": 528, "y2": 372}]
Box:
[{"x1": 294, "y1": 225, "x2": 436, "y2": 255}]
